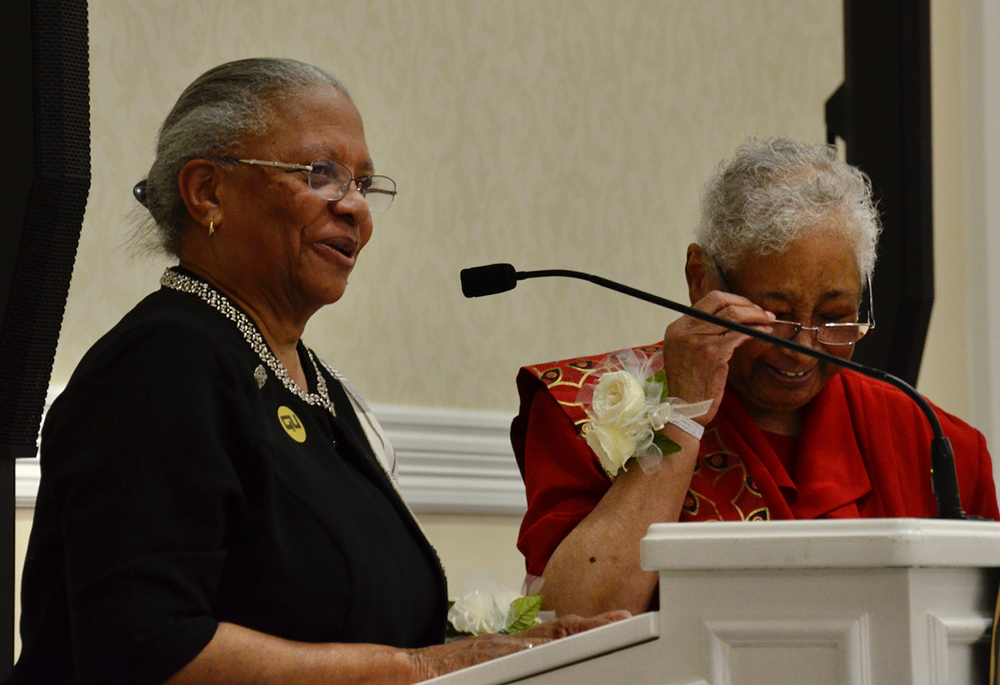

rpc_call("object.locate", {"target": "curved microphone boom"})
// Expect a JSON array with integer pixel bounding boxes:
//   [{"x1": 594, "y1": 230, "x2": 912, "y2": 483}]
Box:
[{"x1": 460, "y1": 262, "x2": 967, "y2": 520}]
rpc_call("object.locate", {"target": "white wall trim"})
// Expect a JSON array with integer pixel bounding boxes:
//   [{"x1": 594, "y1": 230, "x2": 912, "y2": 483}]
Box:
[
  {"x1": 14, "y1": 389, "x2": 527, "y2": 516},
  {"x1": 374, "y1": 405, "x2": 527, "y2": 516},
  {"x1": 14, "y1": 457, "x2": 40, "y2": 511}
]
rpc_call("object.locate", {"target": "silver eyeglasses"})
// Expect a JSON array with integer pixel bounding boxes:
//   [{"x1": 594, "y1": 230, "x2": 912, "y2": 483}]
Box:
[
  {"x1": 714, "y1": 259, "x2": 875, "y2": 346},
  {"x1": 214, "y1": 158, "x2": 397, "y2": 214}
]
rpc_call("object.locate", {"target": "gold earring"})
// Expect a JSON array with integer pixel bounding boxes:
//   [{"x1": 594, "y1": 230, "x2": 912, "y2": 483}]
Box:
[{"x1": 209, "y1": 219, "x2": 215, "y2": 237}]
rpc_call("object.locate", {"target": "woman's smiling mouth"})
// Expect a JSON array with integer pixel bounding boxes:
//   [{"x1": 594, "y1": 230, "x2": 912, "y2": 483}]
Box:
[{"x1": 766, "y1": 363, "x2": 814, "y2": 382}]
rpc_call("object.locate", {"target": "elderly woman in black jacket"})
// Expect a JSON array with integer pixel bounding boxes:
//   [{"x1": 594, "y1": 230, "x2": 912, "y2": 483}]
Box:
[{"x1": 8, "y1": 58, "x2": 622, "y2": 685}]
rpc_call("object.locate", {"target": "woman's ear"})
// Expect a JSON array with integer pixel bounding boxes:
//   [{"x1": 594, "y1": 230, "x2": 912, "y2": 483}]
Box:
[
  {"x1": 177, "y1": 159, "x2": 223, "y2": 230},
  {"x1": 685, "y1": 243, "x2": 712, "y2": 304}
]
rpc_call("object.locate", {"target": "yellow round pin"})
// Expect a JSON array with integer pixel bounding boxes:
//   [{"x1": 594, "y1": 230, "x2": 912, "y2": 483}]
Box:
[{"x1": 277, "y1": 406, "x2": 306, "y2": 443}]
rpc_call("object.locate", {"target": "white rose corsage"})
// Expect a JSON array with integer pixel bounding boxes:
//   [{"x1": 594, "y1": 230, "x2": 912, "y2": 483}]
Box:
[
  {"x1": 578, "y1": 348, "x2": 712, "y2": 478},
  {"x1": 446, "y1": 585, "x2": 545, "y2": 638}
]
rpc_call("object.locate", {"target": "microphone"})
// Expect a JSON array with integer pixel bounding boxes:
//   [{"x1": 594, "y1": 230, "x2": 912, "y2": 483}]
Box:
[
  {"x1": 460, "y1": 263, "x2": 968, "y2": 520},
  {"x1": 460, "y1": 263, "x2": 518, "y2": 297}
]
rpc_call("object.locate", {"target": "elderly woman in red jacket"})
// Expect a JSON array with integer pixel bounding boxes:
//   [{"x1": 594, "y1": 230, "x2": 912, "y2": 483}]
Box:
[{"x1": 512, "y1": 137, "x2": 1000, "y2": 618}]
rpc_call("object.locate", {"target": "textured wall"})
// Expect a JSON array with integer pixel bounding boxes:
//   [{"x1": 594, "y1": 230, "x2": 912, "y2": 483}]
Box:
[{"x1": 65, "y1": 0, "x2": 847, "y2": 414}]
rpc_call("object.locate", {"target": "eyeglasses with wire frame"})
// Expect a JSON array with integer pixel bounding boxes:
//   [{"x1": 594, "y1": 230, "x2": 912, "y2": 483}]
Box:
[
  {"x1": 714, "y1": 259, "x2": 875, "y2": 346},
  {"x1": 213, "y1": 157, "x2": 397, "y2": 214}
]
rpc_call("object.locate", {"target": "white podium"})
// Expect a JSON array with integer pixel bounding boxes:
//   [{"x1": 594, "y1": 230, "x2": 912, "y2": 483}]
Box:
[{"x1": 426, "y1": 519, "x2": 1000, "y2": 685}]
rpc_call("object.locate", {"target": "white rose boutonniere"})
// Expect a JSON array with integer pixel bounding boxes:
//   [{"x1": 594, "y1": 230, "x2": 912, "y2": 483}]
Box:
[{"x1": 578, "y1": 348, "x2": 712, "y2": 478}]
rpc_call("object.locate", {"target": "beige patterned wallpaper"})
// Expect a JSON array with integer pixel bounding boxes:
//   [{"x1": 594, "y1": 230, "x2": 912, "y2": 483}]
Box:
[
  {"x1": 62, "y1": 0, "x2": 866, "y2": 416},
  {"x1": 57, "y1": 0, "x2": 977, "y2": 420}
]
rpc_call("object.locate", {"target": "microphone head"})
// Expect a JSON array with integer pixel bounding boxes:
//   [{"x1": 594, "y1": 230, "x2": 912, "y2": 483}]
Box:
[{"x1": 460, "y1": 263, "x2": 519, "y2": 297}]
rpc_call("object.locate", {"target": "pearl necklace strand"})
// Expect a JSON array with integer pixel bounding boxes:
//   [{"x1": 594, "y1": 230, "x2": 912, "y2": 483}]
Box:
[{"x1": 160, "y1": 268, "x2": 337, "y2": 419}]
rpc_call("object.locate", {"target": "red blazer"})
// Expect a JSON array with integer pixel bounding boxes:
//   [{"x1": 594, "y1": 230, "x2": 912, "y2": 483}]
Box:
[{"x1": 512, "y1": 343, "x2": 1000, "y2": 577}]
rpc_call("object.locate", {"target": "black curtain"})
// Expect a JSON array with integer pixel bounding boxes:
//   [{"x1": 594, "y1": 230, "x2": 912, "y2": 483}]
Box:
[{"x1": 826, "y1": 0, "x2": 933, "y2": 386}]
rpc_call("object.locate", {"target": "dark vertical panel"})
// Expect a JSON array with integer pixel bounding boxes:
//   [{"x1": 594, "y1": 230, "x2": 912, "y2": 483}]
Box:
[
  {"x1": 0, "y1": 0, "x2": 91, "y2": 461},
  {"x1": 0, "y1": 0, "x2": 91, "y2": 675},
  {"x1": 826, "y1": 0, "x2": 933, "y2": 385}
]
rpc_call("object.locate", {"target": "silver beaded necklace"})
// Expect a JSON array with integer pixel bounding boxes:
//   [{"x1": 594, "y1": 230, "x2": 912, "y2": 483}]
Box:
[{"x1": 160, "y1": 268, "x2": 337, "y2": 419}]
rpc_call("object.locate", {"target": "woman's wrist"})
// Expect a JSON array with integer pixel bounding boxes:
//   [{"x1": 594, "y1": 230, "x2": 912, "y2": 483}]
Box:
[{"x1": 397, "y1": 647, "x2": 429, "y2": 684}]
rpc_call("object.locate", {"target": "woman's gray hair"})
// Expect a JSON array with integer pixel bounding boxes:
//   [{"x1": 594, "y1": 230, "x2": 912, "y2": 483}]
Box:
[
  {"x1": 696, "y1": 137, "x2": 882, "y2": 281},
  {"x1": 135, "y1": 58, "x2": 350, "y2": 256}
]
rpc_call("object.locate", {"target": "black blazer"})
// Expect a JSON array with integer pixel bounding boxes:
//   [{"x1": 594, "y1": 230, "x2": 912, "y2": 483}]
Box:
[{"x1": 9, "y1": 281, "x2": 447, "y2": 685}]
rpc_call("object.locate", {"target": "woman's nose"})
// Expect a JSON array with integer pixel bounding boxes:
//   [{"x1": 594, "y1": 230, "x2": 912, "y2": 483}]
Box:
[
  {"x1": 330, "y1": 182, "x2": 370, "y2": 223},
  {"x1": 790, "y1": 325, "x2": 824, "y2": 351}
]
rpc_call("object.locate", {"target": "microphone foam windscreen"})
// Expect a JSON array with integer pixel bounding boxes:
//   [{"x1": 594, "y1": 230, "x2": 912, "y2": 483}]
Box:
[{"x1": 460, "y1": 263, "x2": 518, "y2": 297}]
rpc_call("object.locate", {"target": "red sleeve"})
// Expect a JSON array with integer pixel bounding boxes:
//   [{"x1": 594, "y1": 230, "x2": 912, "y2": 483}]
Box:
[{"x1": 515, "y1": 386, "x2": 612, "y2": 577}]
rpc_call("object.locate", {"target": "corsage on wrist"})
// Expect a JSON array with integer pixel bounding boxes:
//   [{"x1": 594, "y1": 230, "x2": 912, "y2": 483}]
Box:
[{"x1": 578, "y1": 348, "x2": 711, "y2": 478}]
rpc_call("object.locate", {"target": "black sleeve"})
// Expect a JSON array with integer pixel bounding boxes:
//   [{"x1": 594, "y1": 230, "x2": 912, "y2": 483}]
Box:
[{"x1": 39, "y1": 321, "x2": 255, "y2": 684}]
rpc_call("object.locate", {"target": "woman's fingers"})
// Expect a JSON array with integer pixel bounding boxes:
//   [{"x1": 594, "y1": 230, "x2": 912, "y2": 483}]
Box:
[
  {"x1": 519, "y1": 610, "x2": 631, "y2": 640},
  {"x1": 686, "y1": 290, "x2": 775, "y2": 334},
  {"x1": 408, "y1": 635, "x2": 526, "y2": 679},
  {"x1": 409, "y1": 610, "x2": 631, "y2": 680},
  {"x1": 662, "y1": 291, "x2": 774, "y2": 412}
]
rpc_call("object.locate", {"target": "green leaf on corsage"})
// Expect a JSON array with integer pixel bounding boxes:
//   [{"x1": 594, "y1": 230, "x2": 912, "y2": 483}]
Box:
[
  {"x1": 501, "y1": 594, "x2": 543, "y2": 634},
  {"x1": 650, "y1": 369, "x2": 669, "y2": 402},
  {"x1": 652, "y1": 431, "x2": 682, "y2": 457}
]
